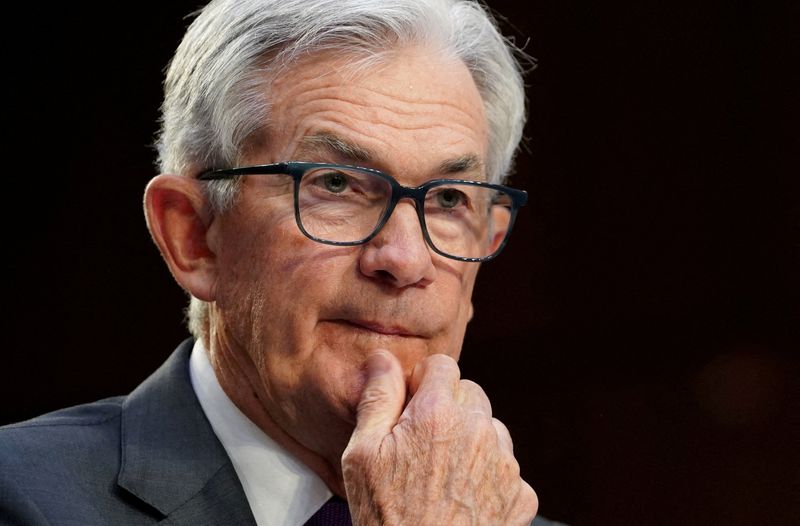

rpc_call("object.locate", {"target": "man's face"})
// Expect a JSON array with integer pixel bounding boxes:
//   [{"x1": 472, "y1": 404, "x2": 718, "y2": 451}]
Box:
[{"x1": 209, "y1": 46, "x2": 489, "y2": 465}]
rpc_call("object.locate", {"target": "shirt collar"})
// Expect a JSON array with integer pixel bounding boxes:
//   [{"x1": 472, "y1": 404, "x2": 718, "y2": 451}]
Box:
[{"x1": 189, "y1": 339, "x2": 332, "y2": 525}]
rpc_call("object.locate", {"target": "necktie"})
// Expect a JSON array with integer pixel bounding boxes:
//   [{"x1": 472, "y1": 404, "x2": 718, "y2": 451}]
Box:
[{"x1": 304, "y1": 495, "x2": 353, "y2": 526}]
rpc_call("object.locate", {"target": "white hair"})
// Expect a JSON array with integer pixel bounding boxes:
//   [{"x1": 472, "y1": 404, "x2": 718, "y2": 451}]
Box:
[{"x1": 155, "y1": 0, "x2": 532, "y2": 341}]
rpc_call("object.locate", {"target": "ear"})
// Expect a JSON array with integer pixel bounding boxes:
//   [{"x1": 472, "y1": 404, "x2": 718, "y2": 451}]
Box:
[{"x1": 144, "y1": 174, "x2": 218, "y2": 302}]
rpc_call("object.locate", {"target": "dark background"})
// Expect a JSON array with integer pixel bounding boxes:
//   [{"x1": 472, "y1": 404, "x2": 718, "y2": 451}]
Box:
[{"x1": 3, "y1": 1, "x2": 798, "y2": 525}]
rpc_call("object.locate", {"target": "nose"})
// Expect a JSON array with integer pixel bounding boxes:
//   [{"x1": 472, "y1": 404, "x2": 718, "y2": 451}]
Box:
[{"x1": 359, "y1": 201, "x2": 437, "y2": 288}]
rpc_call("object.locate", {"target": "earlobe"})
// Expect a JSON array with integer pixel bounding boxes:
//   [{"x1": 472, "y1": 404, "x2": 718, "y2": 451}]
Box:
[{"x1": 144, "y1": 174, "x2": 218, "y2": 301}]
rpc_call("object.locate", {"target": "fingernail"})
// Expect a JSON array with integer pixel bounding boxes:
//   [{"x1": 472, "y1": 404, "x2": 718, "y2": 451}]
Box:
[{"x1": 366, "y1": 351, "x2": 392, "y2": 376}]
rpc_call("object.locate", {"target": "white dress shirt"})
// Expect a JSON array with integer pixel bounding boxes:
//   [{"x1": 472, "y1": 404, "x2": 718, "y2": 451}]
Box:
[{"x1": 189, "y1": 340, "x2": 333, "y2": 525}]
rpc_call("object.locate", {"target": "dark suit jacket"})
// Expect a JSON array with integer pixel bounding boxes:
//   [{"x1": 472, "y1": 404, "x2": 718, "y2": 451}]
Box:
[{"x1": 0, "y1": 339, "x2": 563, "y2": 525}]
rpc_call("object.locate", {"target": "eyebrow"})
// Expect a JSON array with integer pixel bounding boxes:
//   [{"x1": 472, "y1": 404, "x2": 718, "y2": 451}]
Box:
[
  {"x1": 298, "y1": 132, "x2": 483, "y2": 177},
  {"x1": 438, "y1": 154, "x2": 481, "y2": 175},
  {"x1": 299, "y1": 133, "x2": 374, "y2": 163}
]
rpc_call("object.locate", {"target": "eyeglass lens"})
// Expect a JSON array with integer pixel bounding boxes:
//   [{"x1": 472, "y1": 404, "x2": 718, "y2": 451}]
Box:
[{"x1": 296, "y1": 166, "x2": 512, "y2": 259}]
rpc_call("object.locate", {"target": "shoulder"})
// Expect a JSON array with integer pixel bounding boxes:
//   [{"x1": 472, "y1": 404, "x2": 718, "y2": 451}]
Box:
[
  {"x1": 2, "y1": 396, "x2": 124, "y2": 430},
  {"x1": 0, "y1": 397, "x2": 127, "y2": 522},
  {"x1": 0, "y1": 341, "x2": 201, "y2": 525},
  {"x1": 1, "y1": 396, "x2": 125, "y2": 458}
]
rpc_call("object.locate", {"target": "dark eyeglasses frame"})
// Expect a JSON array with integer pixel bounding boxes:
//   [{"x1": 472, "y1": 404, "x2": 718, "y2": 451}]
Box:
[{"x1": 198, "y1": 161, "x2": 527, "y2": 262}]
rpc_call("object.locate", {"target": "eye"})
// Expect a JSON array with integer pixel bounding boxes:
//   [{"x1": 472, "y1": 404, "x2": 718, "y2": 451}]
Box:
[
  {"x1": 322, "y1": 171, "x2": 349, "y2": 193},
  {"x1": 436, "y1": 188, "x2": 467, "y2": 208}
]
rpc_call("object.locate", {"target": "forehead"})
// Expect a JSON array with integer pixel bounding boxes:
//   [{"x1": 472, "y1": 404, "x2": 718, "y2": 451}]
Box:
[{"x1": 259, "y1": 46, "x2": 488, "y2": 178}]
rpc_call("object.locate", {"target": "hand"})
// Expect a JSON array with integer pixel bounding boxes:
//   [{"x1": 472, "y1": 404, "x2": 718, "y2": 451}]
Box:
[{"x1": 342, "y1": 351, "x2": 538, "y2": 525}]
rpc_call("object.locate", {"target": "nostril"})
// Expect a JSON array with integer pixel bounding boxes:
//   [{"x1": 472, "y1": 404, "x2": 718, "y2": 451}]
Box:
[
  {"x1": 374, "y1": 269, "x2": 394, "y2": 282},
  {"x1": 359, "y1": 259, "x2": 398, "y2": 285}
]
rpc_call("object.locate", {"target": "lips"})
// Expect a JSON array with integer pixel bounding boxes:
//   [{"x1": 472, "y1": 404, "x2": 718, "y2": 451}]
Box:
[{"x1": 331, "y1": 319, "x2": 422, "y2": 338}]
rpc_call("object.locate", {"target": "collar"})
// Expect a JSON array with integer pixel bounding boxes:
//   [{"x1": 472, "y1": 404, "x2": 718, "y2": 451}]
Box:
[{"x1": 189, "y1": 339, "x2": 332, "y2": 525}]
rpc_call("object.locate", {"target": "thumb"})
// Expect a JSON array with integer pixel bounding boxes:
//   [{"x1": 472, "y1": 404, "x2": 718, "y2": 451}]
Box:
[{"x1": 350, "y1": 351, "x2": 406, "y2": 443}]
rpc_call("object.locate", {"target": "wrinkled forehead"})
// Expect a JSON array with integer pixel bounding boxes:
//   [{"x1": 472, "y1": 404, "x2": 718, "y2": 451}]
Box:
[{"x1": 250, "y1": 45, "x2": 489, "y2": 180}]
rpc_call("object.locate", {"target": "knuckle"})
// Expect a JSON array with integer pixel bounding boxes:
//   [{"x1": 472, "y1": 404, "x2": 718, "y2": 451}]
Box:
[
  {"x1": 458, "y1": 379, "x2": 493, "y2": 414},
  {"x1": 520, "y1": 481, "x2": 539, "y2": 517},
  {"x1": 467, "y1": 411, "x2": 496, "y2": 438},
  {"x1": 342, "y1": 441, "x2": 370, "y2": 464},
  {"x1": 342, "y1": 437, "x2": 388, "y2": 477},
  {"x1": 491, "y1": 417, "x2": 509, "y2": 435},
  {"x1": 459, "y1": 378, "x2": 480, "y2": 390},
  {"x1": 411, "y1": 353, "x2": 460, "y2": 394},
  {"x1": 491, "y1": 417, "x2": 515, "y2": 453},
  {"x1": 505, "y1": 481, "x2": 539, "y2": 525},
  {"x1": 459, "y1": 379, "x2": 487, "y2": 400},
  {"x1": 427, "y1": 352, "x2": 458, "y2": 366},
  {"x1": 424, "y1": 352, "x2": 459, "y2": 373},
  {"x1": 358, "y1": 384, "x2": 390, "y2": 411}
]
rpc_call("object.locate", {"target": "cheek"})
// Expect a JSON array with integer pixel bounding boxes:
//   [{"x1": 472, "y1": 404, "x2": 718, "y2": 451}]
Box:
[
  {"x1": 440, "y1": 262, "x2": 480, "y2": 358},
  {"x1": 219, "y1": 203, "x2": 309, "y2": 289},
  {"x1": 212, "y1": 206, "x2": 310, "y2": 349}
]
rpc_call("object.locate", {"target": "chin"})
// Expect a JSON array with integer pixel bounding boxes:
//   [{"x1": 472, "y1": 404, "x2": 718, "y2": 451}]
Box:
[{"x1": 306, "y1": 355, "x2": 368, "y2": 428}]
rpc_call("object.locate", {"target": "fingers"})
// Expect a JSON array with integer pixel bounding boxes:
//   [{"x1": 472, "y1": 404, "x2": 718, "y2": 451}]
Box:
[
  {"x1": 409, "y1": 353, "x2": 460, "y2": 397},
  {"x1": 409, "y1": 355, "x2": 492, "y2": 416},
  {"x1": 492, "y1": 417, "x2": 514, "y2": 454},
  {"x1": 458, "y1": 379, "x2": 492, "y2": 418},
  {"x1": 409, "y1": 356, "x2": 515, "y2": 459},
  {"x1": 516, "y1": 480, "x2": 539, "y2": 524},
  {"x1": 349, "y1": 351, "x2": 406, "y2": 444},
  {"x1": 345, "y1": 351, "x2": 537, "y2": 525}
]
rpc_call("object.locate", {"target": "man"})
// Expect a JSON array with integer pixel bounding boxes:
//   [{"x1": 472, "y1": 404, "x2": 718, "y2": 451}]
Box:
[{"x1": 1, "y1": 0, "x2": 561, "y2": 524}]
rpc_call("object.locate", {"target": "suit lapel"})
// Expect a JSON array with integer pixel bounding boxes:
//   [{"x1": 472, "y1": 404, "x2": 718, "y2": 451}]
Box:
[
  {"x1": 117, "y1": 339, "x2": 256, "y2": 526},
  {"x1": 162, "y1": 462, "x2": 259, "y2": 526}
]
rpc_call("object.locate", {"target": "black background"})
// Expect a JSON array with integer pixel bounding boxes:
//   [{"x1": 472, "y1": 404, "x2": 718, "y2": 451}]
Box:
[{"x1": 3, "y1": 2, "x2": 798, "y2": 524}]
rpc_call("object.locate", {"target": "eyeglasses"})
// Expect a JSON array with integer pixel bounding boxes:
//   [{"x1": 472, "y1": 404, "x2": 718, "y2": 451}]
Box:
[{"x1": 198, "y1": 162, "x2": 527, "y2": 262}]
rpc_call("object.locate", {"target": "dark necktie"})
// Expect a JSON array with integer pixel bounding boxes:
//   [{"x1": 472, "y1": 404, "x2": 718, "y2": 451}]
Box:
[{"x1": 304, "y1": 495, "x2": 353, "y2": 526}]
